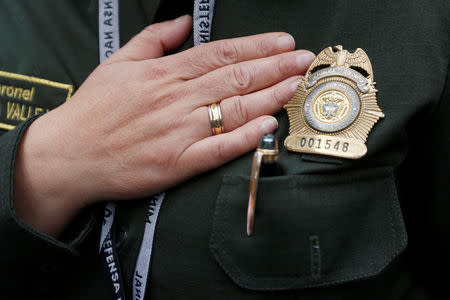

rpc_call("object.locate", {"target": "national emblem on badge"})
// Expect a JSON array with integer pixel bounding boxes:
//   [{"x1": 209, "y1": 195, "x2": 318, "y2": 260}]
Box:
[{"x1": 284, "y1": 45, "x2": 384, "y2": 159}]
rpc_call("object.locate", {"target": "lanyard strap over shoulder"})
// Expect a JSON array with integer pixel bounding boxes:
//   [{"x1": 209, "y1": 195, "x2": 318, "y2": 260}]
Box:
[
  {"x1": 193, "y1": 0, "x2": 216, "y2": 46},
  {"x1": 98, "y1": 1, "x2": 124, "y2": 299},
  {"x1": 99, "y1": 194, "x2": 164, "y2": 300},
  {"x1": 132, "y1": 194, "x2": 165, "y2": 300},
  {"x1": 99, "y1": 0, "x2": 120, "y2": 63},
  {"x1": 98, "y1": 2, "x2": 165, "y2": 300},
  {"x1": 98, "y1": 1, "x2": 215, "y2": 299}
]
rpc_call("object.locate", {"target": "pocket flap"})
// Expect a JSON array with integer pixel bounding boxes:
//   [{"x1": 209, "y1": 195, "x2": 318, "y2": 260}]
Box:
[{"x1": 209, "y1": 167, "x2": 407, "y2": 291}]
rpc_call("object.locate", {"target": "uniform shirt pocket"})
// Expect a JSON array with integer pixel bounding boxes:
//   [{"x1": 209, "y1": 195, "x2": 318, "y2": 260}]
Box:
[{"x1": 209, "y1": 167, "x2": 407, "y2": 291}]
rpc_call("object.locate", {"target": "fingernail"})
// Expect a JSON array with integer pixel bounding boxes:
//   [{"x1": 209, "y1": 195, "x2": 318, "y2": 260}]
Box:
[
  {"x1": 174, "y1": 14, "x2": 190, "y2": 22},
  {"x1": 290, "y1": 79, "x2": 301, "y2": 92},
  {"x1": 277, "y1": 34, "x2": 295, "y2": 51},
  {"x1": 261, "y1": 116, "x2": 278, "y2": 133},
  {"x1": 296, "y1": 51, "x2": 316, "y2": 68}
]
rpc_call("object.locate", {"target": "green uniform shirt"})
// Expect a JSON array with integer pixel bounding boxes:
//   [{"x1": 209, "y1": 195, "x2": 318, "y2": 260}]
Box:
[{"x1": 0, "y1": 0, "x2": 449, "y2": 299}]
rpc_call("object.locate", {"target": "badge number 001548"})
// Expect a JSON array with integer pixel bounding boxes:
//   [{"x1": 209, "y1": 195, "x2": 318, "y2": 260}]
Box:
[{"x1": 284, "y1": 45, "x2": 384, "y2": 159}]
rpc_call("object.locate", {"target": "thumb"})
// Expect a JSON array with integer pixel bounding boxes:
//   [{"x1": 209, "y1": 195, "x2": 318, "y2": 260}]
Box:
[{"x1": 106, "y1": 15, "x2": 192, "y2": 63}]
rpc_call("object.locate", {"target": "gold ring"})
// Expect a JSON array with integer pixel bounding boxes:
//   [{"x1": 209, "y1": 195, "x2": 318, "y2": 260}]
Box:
[{"x1": 208, "y1": 103, "x2": 224, "y2": 135}]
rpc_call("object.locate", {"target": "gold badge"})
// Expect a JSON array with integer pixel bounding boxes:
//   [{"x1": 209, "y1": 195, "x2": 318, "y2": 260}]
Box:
[{"x1": 284, "y1": 45, "x2": 384, "y2": 159}]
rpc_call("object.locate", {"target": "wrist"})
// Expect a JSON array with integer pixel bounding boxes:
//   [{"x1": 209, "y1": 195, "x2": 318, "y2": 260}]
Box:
[{"x1": 13, "y1": 115, "x2": 89, "y2": 238}]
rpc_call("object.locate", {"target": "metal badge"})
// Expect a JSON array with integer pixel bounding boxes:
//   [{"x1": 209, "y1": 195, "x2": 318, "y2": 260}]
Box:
[{"x1": 284, "y1": 45, "x2": 384, "y2": 159}]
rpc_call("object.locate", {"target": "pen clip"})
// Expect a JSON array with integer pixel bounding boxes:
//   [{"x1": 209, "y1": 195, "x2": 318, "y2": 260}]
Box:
[
  {"x1": 247, "y1": 150, "x2": 264, "y2": 236},
  {"x1": 247, "y1": 134, "x2": 278, "y2": 236}
]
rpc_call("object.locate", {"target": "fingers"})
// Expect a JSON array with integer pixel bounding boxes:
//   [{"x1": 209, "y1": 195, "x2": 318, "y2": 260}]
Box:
[
  {"x1": 106, "y1": 15, "x2": 192, "y2": 63},
  {"x1": 160, "y1": 32, "x2": 296, "y2": 80},
  {"x1": 189, "y1": 75, "x2": 301, "y2": 137},
  {"x1": 185, "y1": 50, "x2": 314, "y2": 107},
  {"x1": 220, "y1": 75, "x2": 301, "y2": 132},
  {"x1": 180, "y1": 116, "x2": 278, "y2": 174}
]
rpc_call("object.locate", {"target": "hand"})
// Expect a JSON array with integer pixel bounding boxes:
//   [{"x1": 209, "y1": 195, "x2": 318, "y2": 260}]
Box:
[{"x1": 14, "y1": 15, "x2": 314, "y2": 237}]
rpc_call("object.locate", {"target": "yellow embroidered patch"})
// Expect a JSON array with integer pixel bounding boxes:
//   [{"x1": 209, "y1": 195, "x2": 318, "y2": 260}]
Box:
[{"x1": 0, "y1": 70, "x2": 73, "y2": 130}]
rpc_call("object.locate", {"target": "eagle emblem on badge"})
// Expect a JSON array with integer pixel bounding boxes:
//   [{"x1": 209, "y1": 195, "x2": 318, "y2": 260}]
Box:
[{"x1": 284, "y1": 45, "x2": 384, "y2": 159}]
